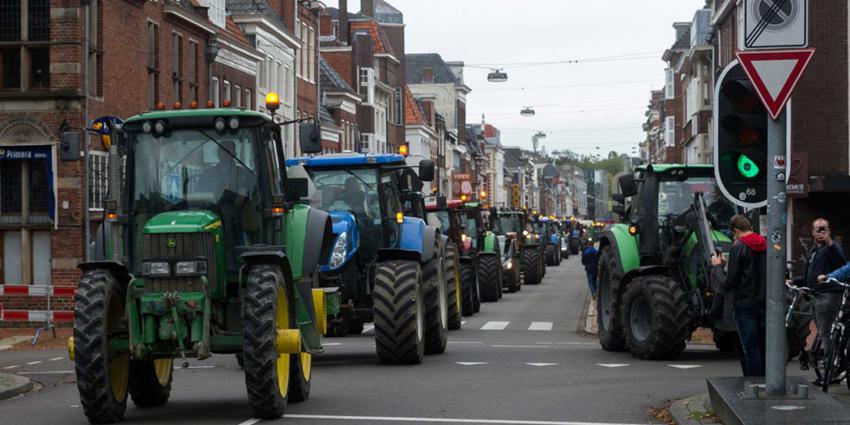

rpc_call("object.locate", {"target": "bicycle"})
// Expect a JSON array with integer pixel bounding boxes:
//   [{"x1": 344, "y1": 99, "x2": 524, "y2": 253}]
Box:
[
  {"x1": 819, "y1": 278, "x2": 850, "y2": 393},
  {"x1": 785, "y1": 282, "x2": 817, "y2": 371}
]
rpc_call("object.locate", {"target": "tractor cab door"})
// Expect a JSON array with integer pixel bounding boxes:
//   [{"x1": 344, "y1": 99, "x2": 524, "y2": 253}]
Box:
[
  {"x1": 378, "y1": 170, "x2": 403, "y2": 250},
  {"x1": 631, "y1": 174, "x2": 661, "y2": 265}
]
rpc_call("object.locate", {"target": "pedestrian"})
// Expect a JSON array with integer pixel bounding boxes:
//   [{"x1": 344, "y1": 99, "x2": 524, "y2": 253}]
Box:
[
  {"x1": 710, "y1": 214, "x2": 767, "y2": 377},
  {"x1": 581, "y1": 239, "x2": 599, "y2": 299},
  {"x1": 788, "y1": 219, "x2": 845, "y2": 384}
]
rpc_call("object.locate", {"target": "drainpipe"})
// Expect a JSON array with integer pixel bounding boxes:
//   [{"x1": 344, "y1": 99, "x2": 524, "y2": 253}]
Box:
[{"x1": 82, "y1": 1, "x2": 91, "y2": 261}]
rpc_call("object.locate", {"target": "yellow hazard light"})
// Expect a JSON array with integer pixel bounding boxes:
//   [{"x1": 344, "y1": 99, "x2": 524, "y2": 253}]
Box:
[
  {"x1": 628, "y1": 225, "x2": 638, "y2": 235},
  {"x1": 396, "y1": 212, "x2": 404, "y2": 224},
  {"x1": 399, "y1": 144, "x2": 409, "y2": 157},
  {"x1": 106, "y1": 212, "x2": 119, "y2": 222},
  {"x1": 480, "y1": 190, "x2": 487, "y2": 198},
  {"x1": 266, "y1": 92, "x2": 281, "y2": 113},
  {"x1": 271, "y1": 206, "x2": 285, "y2": 217}
]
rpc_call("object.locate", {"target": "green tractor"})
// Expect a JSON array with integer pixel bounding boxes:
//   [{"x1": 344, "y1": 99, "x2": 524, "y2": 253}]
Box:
[
  {"x1": 71, "y1": 107, "x2": 335, "y2": 423},
  {"x1": 493, "y1": 210, "x2": 542, "y2": 291},
  {"x1": 465, "y1": 202, "x2": 503, "y2": 304},
  {"x1": 596, "y1": 164, "x2": 739, "y2": 360},
  {"x1": 426, "y1": 198, "x2": 479, "y2": 314},
  {"x1": 534, "y1": 216, "x2": 563, "y2": 267}
]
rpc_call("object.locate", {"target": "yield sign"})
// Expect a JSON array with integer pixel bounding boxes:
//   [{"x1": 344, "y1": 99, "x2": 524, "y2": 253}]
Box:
[{"x1": 736, "y1": 49, "x2": 815, "y2": 119}]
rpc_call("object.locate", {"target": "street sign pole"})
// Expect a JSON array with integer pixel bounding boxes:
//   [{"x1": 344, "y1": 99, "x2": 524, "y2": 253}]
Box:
[{"x1": 765, "y1": 109, "x2": 787, "y2": 396}]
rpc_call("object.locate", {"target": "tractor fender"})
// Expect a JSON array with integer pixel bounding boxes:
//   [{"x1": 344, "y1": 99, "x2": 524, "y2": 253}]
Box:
[
  {"x1": 399, "y1": 216, "x2": 429, "y2": 259},
  {"x1": 621, "y1": 265, "x2": 673, "y2": 287},
  {"x1": 598, "y1": 225, "x2": 640, "y2": 277},
  {"x1": 77, "y1": 261, "x2": 132, "y2": 287},
  {"x1": 285, "y1": 204, "x2": 333, "y2": 281},
  {"x1": 240, "y1": 251, "x2": 295, "y2": 283}
]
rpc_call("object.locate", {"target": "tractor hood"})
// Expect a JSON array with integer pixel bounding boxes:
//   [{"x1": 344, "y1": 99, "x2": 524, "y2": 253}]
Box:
[
  {"x1": 321, "y1": 211, "x2": 359, "y2": 272},
  {"x1": 144, "y1": 211, "x2": 221, "y2": 234}
]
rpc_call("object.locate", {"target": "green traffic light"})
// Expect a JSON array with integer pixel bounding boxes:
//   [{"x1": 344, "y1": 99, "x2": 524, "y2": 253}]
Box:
[{"x1": 737, "y1": 155, "x2": 760, "y2": 178}]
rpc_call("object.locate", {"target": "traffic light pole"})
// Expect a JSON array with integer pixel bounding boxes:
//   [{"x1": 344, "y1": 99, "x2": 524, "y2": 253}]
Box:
[{"x1": 765, "y1": 109, "x2": 787, "y2": 396}]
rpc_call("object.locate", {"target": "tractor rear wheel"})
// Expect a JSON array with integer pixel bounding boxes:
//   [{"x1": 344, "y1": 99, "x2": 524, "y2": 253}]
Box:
[
  {"x1": 460, "y1": 261, "x2": 477, "y2": 313},
  {"x1": 621, "y1": 275, "x2": 690, "y2": 360},
  {"x1": 74, "y1": 269, "x2": 129, "y2": 424},
  {"x1": 243, "y1": 264, "x2": 301, "y2": 419},
  {"x1": 597, "y1": 246, "x2": 627, "y2": 351},
  {"x1": 523, "y1": 248, "x2": 542, "y2": 285},
  {"x1": 374, "y1": 260, "x2": 426, "y2": 364},
  {"x1": 128, "y1": 359, "x2": 173, "y2": 408},
  {"x1": 445, "y1": 244, "x2": 462, "y2": 330},
  {"x1": 477, "y1": 255, "x2": 500, "y2": 302},
  {"x1": 424, "y1": 255, "x2": 448, "y2": 355}
]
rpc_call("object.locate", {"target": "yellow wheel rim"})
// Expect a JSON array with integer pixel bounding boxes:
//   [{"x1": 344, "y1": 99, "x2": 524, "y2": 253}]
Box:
[
  {"x1": 300, "y1": 352, "x2": 311, "y2": 381},
  {"x1": 106, "y1": 289, "x2": 128, "y2": 402},
  {"x1": 153, "y1": 359, "x2": 173, "y2": 385},
  {"x1": 454, "y1": 269, "x2": 462, "y2": 312},
  {"x1": 276, "y1": 288, "x2": 291, "y2": 398}
]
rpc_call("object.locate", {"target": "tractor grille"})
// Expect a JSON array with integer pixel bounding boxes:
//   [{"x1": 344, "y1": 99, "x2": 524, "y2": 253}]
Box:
[{"x1": 143, "y1": 232, "x2": 216, "y2": 293}]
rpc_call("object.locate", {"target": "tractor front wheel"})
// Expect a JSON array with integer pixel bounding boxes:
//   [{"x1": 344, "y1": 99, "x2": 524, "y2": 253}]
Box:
[
  {"x1": 523, "y1": 248, "x2": 542, "y2": 285},
  {"x1": 128, "y1": 359, "x2": 173, "y2": 408},
  {"x1": 243, "y1": 264, "x2": 302, "y2": 419},
  {"x1": 478, "y1": 255, "x2": 500, "y2": 302},
  {"x1": 621, "y1": 275, "x2": 690, "y2": 360},
  {"x1": 374, "y1": 260, "x2": 426, "y2": 364},
  {"x1": 74, "y1": 269, "x2": 130, "y2": 424},
  {"x1": 445, "y1": 244, "x2": 462, "y2": 330},
  {"x1": 423, "y1": 256, "x2": 448, "y2": 355},
  {"x1": 597, "y1": 246, "x2": 627, "y2": 351}
]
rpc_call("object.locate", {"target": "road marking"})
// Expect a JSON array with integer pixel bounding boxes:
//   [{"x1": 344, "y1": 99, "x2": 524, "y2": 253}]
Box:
[
  {"x1": 528, "y1": 322, "x2": 553, "y2": 331},
  {"x1": 25, "y1": 361, "x2": 42, "y2": 365},
  {"x1": 18, "y1": 370, "x2": 74, "y2": 375},
  {"x1": 448, "y1": 341, "x2": 483, "y2": 344},
  {"x1": 48, "y1": 357, "x2": 63, "y2": 362},
  {"x1": 3, "y1": 365, "x2": 19, "y2": 370},
  {"x1": 596, "y1": 363, "x2": 630, "y2": 368},
  {"x1": 237, "y1": 419, "x2": 261, "y2": 425},
  {"x1": 455, "y1": 362, "x2": 488, "y2": 366},
  {"x1": 322, "y1": 342, "x2": 343, "y2": 346},
  {"x1": 280, "y1": 413, "x2": 644, "y2": 425},
  {"x1": 173, "y1": 365, "x2": 216, "y2": 370},
  {"x1": 363, "y1": 324, "x2": 375, "y2": 334},
  {"x1": 481, "y1": 321, "x2": 510, "y2": 330},
  {"x1": 668, "y1": 364, "x2": 702, "y2": 370},
  {"x1": 525, "y1": 362, "x2": 558, "y2": 367},
  {"x1": 555, "y1": 342, "x2": 596, "y2": 346},
  {"x1": 491, "y1": 345, "x2": 549, "y2": 349}
]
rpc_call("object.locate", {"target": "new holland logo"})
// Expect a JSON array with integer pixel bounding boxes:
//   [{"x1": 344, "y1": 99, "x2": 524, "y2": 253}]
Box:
[
  {"x1": 167, "y1": 238, "x2": 177, "y2": 248},
  {"x1": 0, "y1": 148, "x2": 5, "y2": 158}
]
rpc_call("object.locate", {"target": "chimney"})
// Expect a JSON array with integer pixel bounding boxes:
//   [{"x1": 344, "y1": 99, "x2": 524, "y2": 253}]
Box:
[
  {"x1": 339, "y1": 0, "x2": 349, "y2": 44},
  {"x1": 361, "y1": 0, "x2": 375, "y2": 17},
  {"x1": 423, "y1": 66, "x2": 433, "y2": 83}
]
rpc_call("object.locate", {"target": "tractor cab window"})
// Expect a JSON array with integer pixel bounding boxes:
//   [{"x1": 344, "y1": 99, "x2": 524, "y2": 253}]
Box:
[
  {"x1": 466, "y1": 216, "x2": 479, "y2": 248},
  {"x1": 379, "y1": 172, "x2": 402, "y2": 246},
  {"x1": 496, "y1": 215, "x2": 522, "y2": 234},
  {"x1": 132, "y1": 128, "x2": 263, "y2": 247},
  {"x1": 308, "y1": 168, "x2": 381, "y2": 220},
  {"x1": 427, "y1": 210, "x2": 450, "y2": 233},
  {"x1": 657, "y1": 177, "x2": 736, "y2": 230}
]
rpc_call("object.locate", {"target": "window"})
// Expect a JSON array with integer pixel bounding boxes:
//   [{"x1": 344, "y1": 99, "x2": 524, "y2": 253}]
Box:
[
  {"x1": 223, "y1": 80, "x2": 231, "y2": 104},
  {"x1": 234, "y1": 85, "x2": 241, "y2": 108},
  {"x1": 393, "y1": 87, "x2": 403, "y2": 125},
  {"x1": 147, "y1": 21, "x2": 160, "y2": 108},
  {"x1": 308, "y1": 27, "x2": 315, "y2": 82},
  {"x1": 211, "y1": 76, "x2": 219, "y2": 106},
  {"x1": 188, "y1": 39, "x2": 199, "y2": 102},
  {"x1": 88, "y1": 151, "x2": 108, "y2": 211},
  {"x1": 664, "y1": 116, "x2": 675, "y2": 147},
  {"x1": 664, "y1": 68, "x2": 674, "y2": 100},
  {"x1": 271, "y1": 62, "x2": 279, "y2": 99},
  {"x1": 359, "y1": 67, "x2": 374, "y2": 104},
  {"x1": 88, "y1": 0, "x2": 103, "y2": 96},
  {"x1": 0, "y1": 0, "x2": 50, "y2": 91},
  {"x1": 295, "y1": 20, "x2": 302, "y2": 78},
  {"x1": 172, "y1": 32, "x2": 183, "y2": 103}
]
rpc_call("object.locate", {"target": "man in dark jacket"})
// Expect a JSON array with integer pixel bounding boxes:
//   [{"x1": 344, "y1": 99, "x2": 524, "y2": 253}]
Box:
[
  {"x1": 581, "y1": 240, "x2": 599, "y2": 299},
  {"x1": 711, "y1": 214, "x2": 767, "y2": 377}
]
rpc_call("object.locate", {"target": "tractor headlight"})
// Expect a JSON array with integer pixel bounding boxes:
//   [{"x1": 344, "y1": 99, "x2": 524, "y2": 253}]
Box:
[
  {"x1": 504, "y1": 260, "x2": 513, "y2": 270},
  {"x1": 143, "y1": 261, "x2": 170, "y2": 276},
  {"x1": 329, "y1": 232, "x2": 348, "y2": 269},
  {"x1": 523, "y1": 230, "x2": 529, "y2": 237},
  {"x1": 175, "y1": 261, "x2": 207, "y2": 276}
]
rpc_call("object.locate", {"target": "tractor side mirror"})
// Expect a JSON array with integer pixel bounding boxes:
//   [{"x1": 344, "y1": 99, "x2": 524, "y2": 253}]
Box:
[
  {"x1": 612, "y1": 193, "x2": 626, "y2": 204},
  {"x1": 285, "y1": 164, "x2": 315, "y2": 202},
  {"x1": 619, "y1": 174, "x2": 638, "y2": 197},
  {"x1": 399, "y1": 167, "x2": 424, "y2": 192},
  {"x1": 612, "y1": 205, "x2": 626, "y2": 217},
  {"x1": 299, "y1": 122, "x2": 322, "y2": 154},
  {"x1": 418, "y1": 159, "x2": 435, "y2": 182},
  {"x1": 436, "y1": 195, "x2": 447, "y2": 210}
]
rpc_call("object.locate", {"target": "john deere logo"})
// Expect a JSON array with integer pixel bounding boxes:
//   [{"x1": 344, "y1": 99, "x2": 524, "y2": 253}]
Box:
[
  {"x1": 0, "y1": 148, "x2": 5, "y2": 158},
  {"x1": 167, "y1": 238, "x2": 177, "y2": 248}
]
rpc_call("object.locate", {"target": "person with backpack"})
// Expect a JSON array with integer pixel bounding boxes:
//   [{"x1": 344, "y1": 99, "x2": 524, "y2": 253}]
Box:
[{"x1": 710, "y1": 215, "x2": 767, "y2": 377}]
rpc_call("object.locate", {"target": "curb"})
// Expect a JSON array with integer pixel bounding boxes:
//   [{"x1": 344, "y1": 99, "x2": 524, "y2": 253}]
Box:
[
  {"x1": 577, "y1": 293, "x2": 597, "y2": 336},
  {"x1": 670, "y1": 393, "x2": 720, "y2": 425},
  {"x1": 0, "y1": 373, "x2": 33, "y2": 401}
]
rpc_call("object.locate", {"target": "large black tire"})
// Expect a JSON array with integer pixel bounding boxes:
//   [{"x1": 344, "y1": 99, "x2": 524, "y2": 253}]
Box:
[
  {"x1": 373, "y1": 260, "x2": 425, "y2": 364},
  {"x1": 495, "y1": 262, "x2": 504, "y2": 300},
  {"x1": 503, "y1": 257, "x2": 522, "y2": 293},
  {"x1": 128, "y1": 359, "x2": 173, "y2": 408},
  {"x1": 423, "y1": 255, "x2": 448, "y2": 355},
  {"x1": 597, "y1": 245, "x2": 627, "y2": 351},
  {"x1": 243, "y1": 264, "x2": 300, "y2": 419},
  {"x1": 621, "y1": 275, "x2": 690, "y2": 360},
  {"x1": 445, "y1": 244, "x2": 462, "y2": 330},
  {"x1": 478, "y1": 254, "x2": 500, "y2": 302},
  {"x1": 478, "y1": 264, "x2": 488, "y2": 307},
  {"x1": 460, "y1": 261, "x2": 477, "y2": 314},
  {"x1": 523, "y1": 248, "x2": 542, "y2": 285},
  {"x1": 74, "y1": 270, "x2": 129, "y2": 424},
  {"x1": 545, "y1": 246, "x2": 557, "y2": 266}
]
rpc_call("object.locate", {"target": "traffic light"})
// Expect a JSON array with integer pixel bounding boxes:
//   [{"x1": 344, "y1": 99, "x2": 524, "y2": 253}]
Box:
[
  {"x1": 715, "y1": 62, "x2": 768, "y2": 208},
  {"x1": 511, "y1": 184, "x2": 520, "y2": 208}
]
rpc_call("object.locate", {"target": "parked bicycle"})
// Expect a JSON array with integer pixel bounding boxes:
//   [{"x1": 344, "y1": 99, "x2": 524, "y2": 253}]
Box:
[
  {"x1": 819, "y1": 278, "x2": 850, "y2": 392},
  {"x1": 785, "y1": 282, "x2": 817, "y2": 371}
]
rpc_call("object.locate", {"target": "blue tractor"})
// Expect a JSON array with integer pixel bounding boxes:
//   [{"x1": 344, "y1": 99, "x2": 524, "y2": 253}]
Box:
[{"x1": 285, "y1": 153, "x2": 448, "y2": 364}]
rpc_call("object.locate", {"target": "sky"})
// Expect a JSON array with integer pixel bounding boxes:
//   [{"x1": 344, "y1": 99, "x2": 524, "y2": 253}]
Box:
[{"x1": 329, "y1": 0, "x2": 706, "y2": 157}]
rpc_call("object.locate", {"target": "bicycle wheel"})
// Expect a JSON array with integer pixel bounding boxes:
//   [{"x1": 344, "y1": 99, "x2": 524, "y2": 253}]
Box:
[{"x1": 822, "y1": 329, "x2": 842, "y2": 393}]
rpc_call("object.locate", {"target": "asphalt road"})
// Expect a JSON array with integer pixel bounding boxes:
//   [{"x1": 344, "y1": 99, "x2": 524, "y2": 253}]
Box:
[{"x1": 0, "y1": 256, "x2": 817, "y2": 425}]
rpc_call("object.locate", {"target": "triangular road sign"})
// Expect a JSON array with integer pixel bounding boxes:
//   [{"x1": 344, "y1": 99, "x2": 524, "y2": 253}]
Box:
[{"x1": 736, "y1": 49, "x2": 815, "y2": 119}]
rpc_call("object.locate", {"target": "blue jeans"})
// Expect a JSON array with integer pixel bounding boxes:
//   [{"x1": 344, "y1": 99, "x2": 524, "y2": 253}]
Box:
[
  {"x1": 734, "y1": 306, "x2": 766, "y2": 377},
  {"x1": 586, "y1": 271, "x2": 598, "y2": 295}
]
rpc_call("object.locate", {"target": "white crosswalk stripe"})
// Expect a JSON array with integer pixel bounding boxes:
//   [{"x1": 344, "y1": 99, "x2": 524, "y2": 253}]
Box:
[
  {"x1": 480, "y1": 321, "x2": 510, "y2": 330},
  {"x1": 528, "y1": 322, "x2": 553, "y2": 331}
]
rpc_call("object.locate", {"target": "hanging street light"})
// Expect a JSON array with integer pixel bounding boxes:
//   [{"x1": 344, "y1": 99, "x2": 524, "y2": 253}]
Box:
[
  {"x1": 487, "y1": 68, "x2": 508, "y2": 83},
  {"x1": 520, "y1": 106, "x2": 535, "y2": 117}
]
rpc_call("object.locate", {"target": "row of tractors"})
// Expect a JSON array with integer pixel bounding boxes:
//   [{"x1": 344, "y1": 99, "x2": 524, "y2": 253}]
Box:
[{"x1": 67, "y1": 99, "x2": 582, "y2": 424}]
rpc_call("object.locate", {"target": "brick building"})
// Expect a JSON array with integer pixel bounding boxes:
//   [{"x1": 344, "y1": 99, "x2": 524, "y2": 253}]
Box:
[
  {"x1": 658, "y1": 22, "x2": 691, "y2": 164},
  {"x1": 319, "y1": 57, "x2": 359, "y2": 153}
]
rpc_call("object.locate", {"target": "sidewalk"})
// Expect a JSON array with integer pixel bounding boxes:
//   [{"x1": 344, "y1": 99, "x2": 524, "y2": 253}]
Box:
[
  {"x1": 0, "y1": 328, "x2": 72, "y2": 351},
  {"x1": 0, "y1": 372, "x2": 32, "y2": 401}
]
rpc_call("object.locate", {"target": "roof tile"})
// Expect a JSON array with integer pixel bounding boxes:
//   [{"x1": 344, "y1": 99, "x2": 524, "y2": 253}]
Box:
[{"x1": 404, "y1": 85, "x2": 425, "y2": 126}]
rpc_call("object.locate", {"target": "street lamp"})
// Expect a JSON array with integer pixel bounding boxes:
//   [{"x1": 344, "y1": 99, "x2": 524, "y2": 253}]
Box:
[
  {"x1": 520, "y1": 106, "x2": 535, "y2": 117},
  {"x1": 487, "y1": 68, "x2": 508, "y2": 83}
]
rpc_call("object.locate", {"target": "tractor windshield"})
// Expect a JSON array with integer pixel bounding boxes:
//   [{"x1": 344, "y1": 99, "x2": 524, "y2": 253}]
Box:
[
  {"x1": 657, "y1": 177, "x2": 736, "y2": 228},
  {"x1": 132, "y1": 128, "x2": 260, "y2": 213},
  {"x1": 306, "y1": 168, "x2": 381, "y2": 219},
  {"x1": 496, "y1": 215, "x2": 523, "y2": 234},
  {"x1": 427, "y1": 210, "x2": 451, "y2": 233}
]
